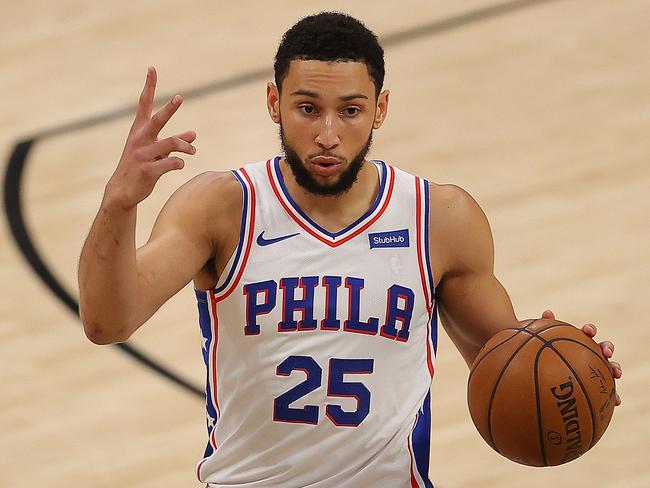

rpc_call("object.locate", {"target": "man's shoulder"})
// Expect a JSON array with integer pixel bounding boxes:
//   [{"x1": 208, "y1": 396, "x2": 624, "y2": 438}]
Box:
[
  {"x1": 427, "y1": 182, "x2": 485, "y2": 222},
  {"x1": 183, "y1": 157, "x2": 269, "y2": 201},
  {"x1": 183, "y1": 170, "x2": 239, "y2": 194},
  {"x1": 426, "y1": 181, "x2": 493, "y2": 274},
  {"x1": 163, "y1": 171, "x2": 243, "y2": 229},
  {"x1": 177, "y1": 170, "x2": 242, "y2": 207}
]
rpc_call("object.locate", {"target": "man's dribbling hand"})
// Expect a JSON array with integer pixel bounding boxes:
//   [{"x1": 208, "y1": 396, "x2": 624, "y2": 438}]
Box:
[
  {"x1": 541, "y1": 309, "x2": 622, "y2": 406},
  {"x1": 104, "y1": 66, "x2": 196, "y2": 210}
]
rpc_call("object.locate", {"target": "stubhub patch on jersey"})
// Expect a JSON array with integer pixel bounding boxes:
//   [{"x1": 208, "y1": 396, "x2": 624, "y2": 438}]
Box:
[{"x1": 369, "y1": 229, "x2": 410, "y2": 249}]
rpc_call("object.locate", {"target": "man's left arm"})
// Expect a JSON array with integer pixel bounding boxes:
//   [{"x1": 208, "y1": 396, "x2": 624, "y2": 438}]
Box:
[{"x1": 428, "y1": 183, "x2": 621, "y2": 404}]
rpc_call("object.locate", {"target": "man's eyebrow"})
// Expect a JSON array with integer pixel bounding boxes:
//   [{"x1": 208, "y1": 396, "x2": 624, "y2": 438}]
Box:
[
  {"x1": 289, "y1": 89, "x2": 369, "y2": 101},
  {"x1": 340, "y1": 93, "x2": 369, "y2": 101},
  {"x1": 290, "y1": 89, "x2": 320, "y2": 98}
]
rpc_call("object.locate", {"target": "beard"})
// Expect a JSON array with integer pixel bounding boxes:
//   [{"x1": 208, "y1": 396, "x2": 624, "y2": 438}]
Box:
[{"x1": 280, "y1": 124, "x2": 373, "y2": 197}]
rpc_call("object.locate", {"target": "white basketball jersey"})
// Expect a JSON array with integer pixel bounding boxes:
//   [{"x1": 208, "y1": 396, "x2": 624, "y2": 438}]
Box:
[{"x1": 195, "y1": 157, "x2": 437, "y2": 487}]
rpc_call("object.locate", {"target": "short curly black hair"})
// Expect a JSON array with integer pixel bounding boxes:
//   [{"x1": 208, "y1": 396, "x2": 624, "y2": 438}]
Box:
[{"x1": 274, "y1": 12, "x2": 385, "y2": 97}]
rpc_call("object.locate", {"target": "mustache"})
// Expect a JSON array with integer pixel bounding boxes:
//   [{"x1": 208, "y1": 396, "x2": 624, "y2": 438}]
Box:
[{"x1": 307, "y1": 152, "x2": 344, "y2": 161}]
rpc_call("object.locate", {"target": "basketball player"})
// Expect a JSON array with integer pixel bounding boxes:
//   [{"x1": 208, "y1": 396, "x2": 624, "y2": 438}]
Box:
[{"x1": 78, "y1": 12, "x2": 622, "y2": 487}]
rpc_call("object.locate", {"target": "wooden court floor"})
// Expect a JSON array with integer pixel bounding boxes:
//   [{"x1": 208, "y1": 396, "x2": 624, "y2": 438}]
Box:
[{"x1": 1, "y1": 1, "x2": 648, "y2": 486}]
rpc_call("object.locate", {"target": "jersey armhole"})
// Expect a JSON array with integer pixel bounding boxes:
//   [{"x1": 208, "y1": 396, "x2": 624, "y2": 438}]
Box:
[
  {"x1": 207, "y1": 168, "x2": 256, "y2": 300},
  {"x1": 416, "y1": 177, "x2": 438, "y2": 361}
]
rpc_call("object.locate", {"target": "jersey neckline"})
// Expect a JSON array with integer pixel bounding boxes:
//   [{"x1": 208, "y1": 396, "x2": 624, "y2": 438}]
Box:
[{"x1": 266, "y1": 156, "x2": 395, "y2": 247}]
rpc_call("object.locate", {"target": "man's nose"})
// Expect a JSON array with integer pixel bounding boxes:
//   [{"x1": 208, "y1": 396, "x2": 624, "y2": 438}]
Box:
[{"x1": 314, "y1": 113, "x2": 340, "y2": 149}]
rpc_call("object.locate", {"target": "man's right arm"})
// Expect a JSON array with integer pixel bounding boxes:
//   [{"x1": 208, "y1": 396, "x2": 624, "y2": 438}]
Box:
[
  {"x1": 78, "y1": 66, "x2": 205, "y2": 344},
  {"x1": 78, "y1": 174, "x2": 220, "y2": 344}
]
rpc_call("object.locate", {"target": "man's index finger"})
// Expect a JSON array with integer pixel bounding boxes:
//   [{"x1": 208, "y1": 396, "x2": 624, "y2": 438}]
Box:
[{"x1": 135, "y1": 66, "x2": 157, "y2": 125}]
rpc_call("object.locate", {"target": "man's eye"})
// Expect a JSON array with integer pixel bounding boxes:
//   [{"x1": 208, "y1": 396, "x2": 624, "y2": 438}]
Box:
[
  {"x1": 300, "y1": 105, "x2": 316, "y2": 115},
  {"x1": 344, "y1": 107, "x2": 361, "y2": 116}
]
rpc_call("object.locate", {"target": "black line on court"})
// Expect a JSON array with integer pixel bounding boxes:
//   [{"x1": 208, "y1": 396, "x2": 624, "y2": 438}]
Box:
[
  {"x1": 2, "y1": 0, "x2": 562, "y2": 399},
  {"x1": 26, "y1": 0, "x2": 560, "y2": 142},
  {"x1": 3, "y1": 140, "x2": 204, "y2": 397}
]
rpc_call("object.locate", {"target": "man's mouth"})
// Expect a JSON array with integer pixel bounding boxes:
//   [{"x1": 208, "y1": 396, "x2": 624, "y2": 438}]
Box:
[
  {"x1": 311, "y1": 156, "x2": 341, "y2": 167},
  {"x1": 309, "y1": 157, "x2": 342, "y2": 177}
]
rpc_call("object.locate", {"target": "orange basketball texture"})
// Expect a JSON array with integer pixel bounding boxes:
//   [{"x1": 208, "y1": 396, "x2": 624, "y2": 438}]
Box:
[{"x1": 467, "y1": 319, "x2": 616, "y2": 466}]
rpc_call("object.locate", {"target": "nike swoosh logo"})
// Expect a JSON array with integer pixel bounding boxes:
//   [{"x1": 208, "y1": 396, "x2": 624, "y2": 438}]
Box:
[{"x1": 256, "y1": 231, "x2": 300, "y2": 246}]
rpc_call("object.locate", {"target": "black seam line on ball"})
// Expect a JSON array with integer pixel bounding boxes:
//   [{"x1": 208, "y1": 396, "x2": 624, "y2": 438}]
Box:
[
  {"x1": 467, "y1": 319, "x2": 536, "y2": 385},
  {"x1": 545, "y1": 337, "x2": 613, "y2": 373},
  {"x1": 534, "y1": 343, "x2": 549, "y2": 466},
  {"x1": 486, "y1": 328, "x2": 544, "y2": 454},
  {"x1": 547, "y1": 343, "x2": 597, "y2": 456},
  {"x1": 484, "y1": 322, "x2": 566, "y2": 458},
  {"x1": 529, "y1": 333, "x2": 600, "y2": 454},
  {"x1": 535, "y1": 337, "x2": 613, "y2": 451}
]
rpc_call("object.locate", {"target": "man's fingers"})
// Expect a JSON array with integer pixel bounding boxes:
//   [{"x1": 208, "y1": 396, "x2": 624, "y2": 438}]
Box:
[
  {"x1": 144, "y1": 157, "x2": 186, "y2": 180},
  {"x1": 148, "y1": 95, "x2": 183, "y2": 137},
  {"x1": 581, "y1": 323, "x2": 597, "y2": 337},
  {"x1": 541, "y1": 310, "x2": 555, "y2": 320},
  {"x1": 136, "y1": 136, "x2": 196, "y2": 161},
  {"x1": 176, "y1": 130, "x2": 197, "y2": 144},
  {"x1": 600, "y1": 340, "x2": 614, "y2": 357},
  {"x1": 610, "y1": 361, "x2": 622, "y2": 378},
  {"x1": 134, "y1": 67, "x2": 157, "y2": 127}
]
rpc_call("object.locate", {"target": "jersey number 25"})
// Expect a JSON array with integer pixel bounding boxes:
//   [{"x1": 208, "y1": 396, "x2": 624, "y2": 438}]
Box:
[{"x1": 273, "y1": 355, "x2": 374, "y2": 427}]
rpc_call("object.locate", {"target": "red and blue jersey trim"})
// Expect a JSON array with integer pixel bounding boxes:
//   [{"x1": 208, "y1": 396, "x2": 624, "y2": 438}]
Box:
[
  {"x1": 214, "y1": 168, "x2": 256, "y2": 300},
  {"x1": 410, "y1": 177, "x2": 436, "y2": 487},
  {"x1": 195, "y1": 289, "x2": 220, "y2": 482},
  {"x1": 209, "y1": 170, "x2": 249, "y2": 295},
  {"x1": 195, "y1": 167, "x2": 256, "y2": 482},
  {"x1": 408, "y1": 391, "x2": 435, "y2": 487},
  {"x1": 415, "y1": 177, "x2": 437, "y2": 376},
  {"x1": 423, "y1": 182, "x2": 438, "y2": 357},
  {"x1": 267, "y1": 156, "x2": 395, "y2": 247}
]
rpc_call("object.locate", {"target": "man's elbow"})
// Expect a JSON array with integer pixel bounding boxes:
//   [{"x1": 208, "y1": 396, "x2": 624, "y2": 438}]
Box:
[{"x1": 80, "y1": 311, "x2": 130, "y2": 345}]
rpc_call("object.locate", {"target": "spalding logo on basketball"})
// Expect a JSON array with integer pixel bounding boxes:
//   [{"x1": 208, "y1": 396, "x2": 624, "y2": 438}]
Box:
[{"x1": 467, "y1": 319, "x2": 615, "y2": 466}]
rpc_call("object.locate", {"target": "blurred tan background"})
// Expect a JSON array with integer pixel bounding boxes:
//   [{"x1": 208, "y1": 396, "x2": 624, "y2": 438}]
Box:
[{"x1": 1, "y1": 1, "x2": 648, "y2": 486}]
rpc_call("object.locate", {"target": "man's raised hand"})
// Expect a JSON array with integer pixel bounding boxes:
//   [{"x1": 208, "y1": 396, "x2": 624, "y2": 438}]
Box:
[{"x1": 104, "y1": 67, "x2": 196, "y2": 210}]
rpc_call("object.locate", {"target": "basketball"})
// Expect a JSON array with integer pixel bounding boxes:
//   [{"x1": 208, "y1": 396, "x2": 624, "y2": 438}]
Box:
[{"x1": 467, "y1": 319, "x2": 616, "y2": 467}]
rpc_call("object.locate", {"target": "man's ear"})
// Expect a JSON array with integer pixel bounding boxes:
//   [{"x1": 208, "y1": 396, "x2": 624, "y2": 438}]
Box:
[
  {"x1": 373, "y1": 89, "x2": 389, "y2": 129},
  {"x1": 267, "y1": 82, "x2": 281, "y2": 124}
]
